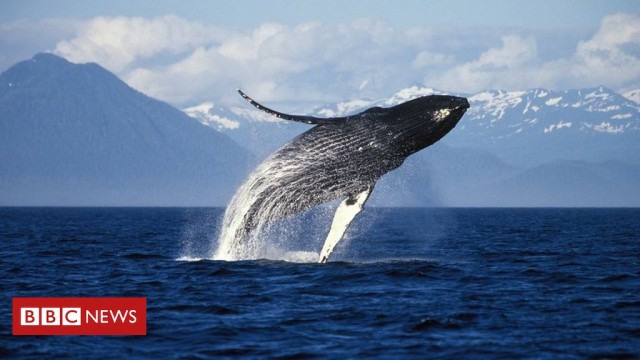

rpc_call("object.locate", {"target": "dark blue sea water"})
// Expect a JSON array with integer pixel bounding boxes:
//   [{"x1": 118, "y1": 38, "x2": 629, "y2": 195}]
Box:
[{"x1": 1, "y1": 207, "x2": 639, "y2": 359}]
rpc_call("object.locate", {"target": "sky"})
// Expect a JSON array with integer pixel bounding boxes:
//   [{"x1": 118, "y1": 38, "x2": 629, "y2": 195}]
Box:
[{"x1": 1, "y1": 0, "x2": 639, "y2": 106}]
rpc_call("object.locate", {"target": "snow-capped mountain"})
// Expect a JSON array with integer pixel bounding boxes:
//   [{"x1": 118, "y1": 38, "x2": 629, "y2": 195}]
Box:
[
  {"x1": 2, "y1": 53, "x2": 635, "y2": 207},
  {"x1": 451, "y1": 86, "x2": 640, "y2": 166},
  {"x1": 187, "y1": 85, "x2": 640, "y2": 138},
  {"x1": 464, "y1": 86, "x2": 640, "y2": 136},
  {"x1": 183, "y1": 85, "x2": 640, "y2": 206},
  {"x1": 185, "y1": 85, "x2": 640, "y2": 165}
]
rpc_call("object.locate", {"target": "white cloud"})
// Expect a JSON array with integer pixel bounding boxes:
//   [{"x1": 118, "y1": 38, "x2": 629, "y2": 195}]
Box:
[
  {"x1": 412, "y1": 51, "x2": 454, "y2": 69},
  {"x1": 431, "y1": 35, "x2": 538, "y2": 93},
  {"x1": 579, "y1": 13, "x2": 640, "y2": 52},
  {"x1": 429, "y1": 13, "x2": 640, "y2": 94},
  {"x1": 112, "y1": 19, "x2": 419, "y2": 104},
  {"x1": 2, "y1": 13, "x2": 637, "y2": 105},
  {"x1": 475, "y1": 35, "x2": 537, "y2": 69},
  {"x1": 55, "y1": 15, "x2": 228, "y2": 71},
  {"x1": 570, "y1": 13, "x2": 640, "y2": 88}
]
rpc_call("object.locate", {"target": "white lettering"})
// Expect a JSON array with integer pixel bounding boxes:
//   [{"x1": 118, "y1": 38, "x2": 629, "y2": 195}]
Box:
[
  {"x1": 84, "y1": 308, "x2": 139, "y2": 324},
  {"x1": 85, "y1": 310, "x2": 99, "y2": 323},
  {"x1": 128, "y1": 310, "x2": 137, "y2": 324},
  {"x1": 110, "y1": 310, "x2": 127, "y2": 323},
  {"x1": 100, "y1": 309, "x2": 109, "y2": 323}
]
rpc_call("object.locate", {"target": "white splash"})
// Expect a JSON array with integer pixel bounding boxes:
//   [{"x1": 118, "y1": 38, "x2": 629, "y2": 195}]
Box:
[
  {"x1": 175, "y1": 256, "x2": 205, "y2": 262},
  {"x1": 212, "y1": 149, "x2": 336, "y2": 261},
  {"x1": 212, "y1": 140, "x2": 367, "y2": 262},
  {"x1": 213, "y1": 157, "x2": 288, "y2": 260}
]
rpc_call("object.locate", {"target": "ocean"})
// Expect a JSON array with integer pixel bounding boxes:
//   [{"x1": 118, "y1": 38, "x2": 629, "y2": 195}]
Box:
[{"x1": 1, "y1": 207, "x2": 639, "y2": 359}]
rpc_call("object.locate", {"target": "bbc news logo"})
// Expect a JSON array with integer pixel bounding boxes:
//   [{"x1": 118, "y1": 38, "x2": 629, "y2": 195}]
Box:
[{"x1": 12, "y1": 298, "x2": 146, "y2": 335}]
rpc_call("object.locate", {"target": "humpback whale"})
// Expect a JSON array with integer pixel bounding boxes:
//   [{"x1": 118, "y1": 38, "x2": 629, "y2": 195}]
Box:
[{"x1": 215, "y1": 90, "x2": 469, "y2": 262}]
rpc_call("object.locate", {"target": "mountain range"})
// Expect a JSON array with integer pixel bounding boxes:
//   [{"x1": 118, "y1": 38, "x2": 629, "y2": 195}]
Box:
[
  {"x1": 0, "y1": 53, "x2": 638, "y2": 206},
  {"x1": 0, "y1": 53, "x2": 253, "y2": 206},
  {"x1": 184, "y1": 85, "x2": 640, "y2": 207}
]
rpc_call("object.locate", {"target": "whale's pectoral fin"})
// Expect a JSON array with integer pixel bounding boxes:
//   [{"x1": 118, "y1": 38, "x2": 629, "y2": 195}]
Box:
[
  {"x1": 318, "y1": 187, "x2": 373, "y2": 263},
  {"x1": 237, "y1": 89, "x2": 342, "y2": 125}
]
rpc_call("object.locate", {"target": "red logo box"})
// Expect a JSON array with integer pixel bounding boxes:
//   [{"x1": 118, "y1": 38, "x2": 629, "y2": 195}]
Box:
[{"x1": 13, "y1": 297, "x2": 146, "y2": 335}]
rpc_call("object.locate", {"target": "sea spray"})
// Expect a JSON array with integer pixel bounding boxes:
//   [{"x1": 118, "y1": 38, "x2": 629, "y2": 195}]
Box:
[
  {"x1": 212, "y1": 149, "x2": 337, "y2": 260},
  {"x1": 179, "y1": 208, "x2": 222, "y2": 261}
]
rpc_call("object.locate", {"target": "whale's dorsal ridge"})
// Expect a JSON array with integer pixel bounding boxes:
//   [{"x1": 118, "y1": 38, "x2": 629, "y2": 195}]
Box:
[{"x1": 237, "y1": 89, "x2": 340, "y2": 125}]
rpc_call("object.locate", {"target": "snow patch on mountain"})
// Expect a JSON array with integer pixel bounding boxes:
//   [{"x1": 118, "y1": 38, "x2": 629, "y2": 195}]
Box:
[
  {"x1": 469, "y1": 90, "x2": 526, "y2": 120},
  {"x1": 545, "y1": 97, "x2": 562, "y2": 106},
  {"x1": 544, "y1": 121, "x2": 572, "y2": 133},
  {"x1": 623, "y1": 89, "x2": 640, "y2": 104},
  {"x1": 182, "y1": 101, "x2": 287, "y2": 132},
  {"x1": 584, "y1": 122, "x2": 627, "y2": 134},
  {"x1": 379, "y1": 86, "x2": 441, "y2": 106},
  {"x1": 183, "y1": 102, "x2": 240, "y2": 130}
]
